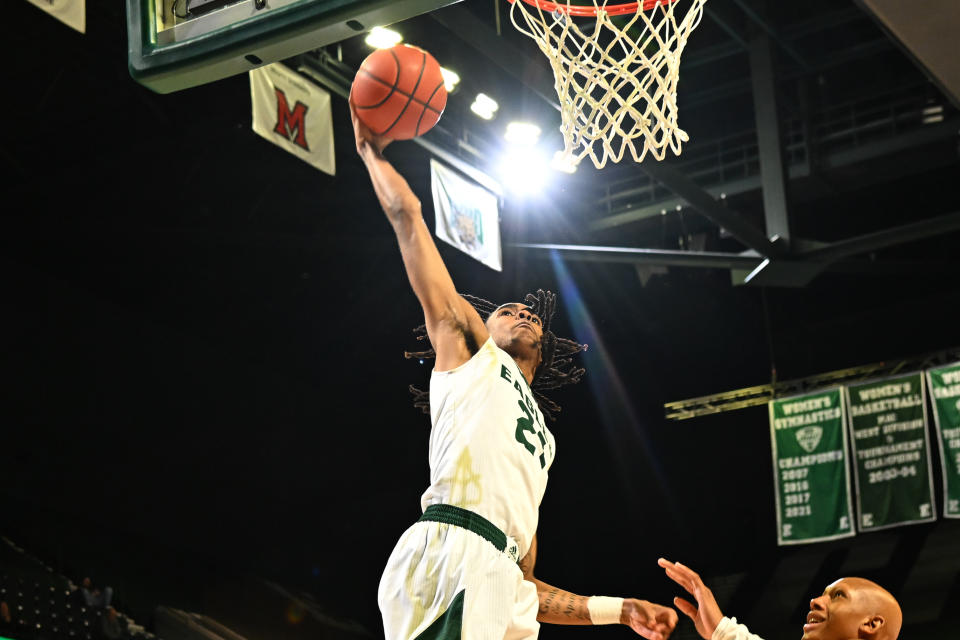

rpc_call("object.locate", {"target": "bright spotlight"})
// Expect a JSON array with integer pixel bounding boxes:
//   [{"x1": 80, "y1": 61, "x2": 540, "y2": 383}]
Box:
[
  {"x1": 504, "y1": 122, "x2": 541, "y2": 146},
  {"x1": 498, "y1": 148, "x2": 550, "y2": 196},
  {"x1": 440, "y1": 67, "x2": 460, "y2": 92},
  {"x1": 364, "y1": 27, "x2": 402, "y2": 49},
  {"x1": 470, "y1": 93, "x2": 499, "y2": 120}
]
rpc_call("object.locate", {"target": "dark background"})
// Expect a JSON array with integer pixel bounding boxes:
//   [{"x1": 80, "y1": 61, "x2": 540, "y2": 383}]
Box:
[{"x1": 3, "y1": 1, "x2": 959, "y2": 639}]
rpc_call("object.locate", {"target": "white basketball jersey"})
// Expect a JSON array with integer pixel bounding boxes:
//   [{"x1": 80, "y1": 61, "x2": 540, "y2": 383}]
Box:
[{"x1": 420, "y1": 337, "x2": 555, "y2": 558}]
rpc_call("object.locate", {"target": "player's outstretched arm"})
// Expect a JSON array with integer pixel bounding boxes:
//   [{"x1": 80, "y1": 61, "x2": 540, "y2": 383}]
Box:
[
  {"x1": 658, "y1": 558, "x2": 723, "y2": 640},
  {"x1": 350, "y1": 103, "x2": 486, "y2": 369},
  {"x1": 518, "y1": 538, "x2": 678, "y2": 640}
]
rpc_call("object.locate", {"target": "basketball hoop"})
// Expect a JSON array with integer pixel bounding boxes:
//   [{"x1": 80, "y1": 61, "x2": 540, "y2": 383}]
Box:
[{"x1": 508, "y1": 0, "x2": 707, "y2": 169}]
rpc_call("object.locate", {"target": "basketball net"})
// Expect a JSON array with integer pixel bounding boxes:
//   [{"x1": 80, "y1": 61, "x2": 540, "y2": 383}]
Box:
[{"x1": 509, "y1": 0, "x2": 707, "y2": 169}]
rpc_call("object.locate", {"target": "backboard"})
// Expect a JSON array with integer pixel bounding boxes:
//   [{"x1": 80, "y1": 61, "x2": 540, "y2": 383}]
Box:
[{"x1": 127, "y1": 0, "x2": 461, "y2": 93}]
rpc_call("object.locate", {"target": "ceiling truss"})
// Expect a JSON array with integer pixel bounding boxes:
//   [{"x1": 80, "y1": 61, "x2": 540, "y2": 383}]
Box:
[{"x1": 299, "y1": 2, "x2": 959, "y2": 288}]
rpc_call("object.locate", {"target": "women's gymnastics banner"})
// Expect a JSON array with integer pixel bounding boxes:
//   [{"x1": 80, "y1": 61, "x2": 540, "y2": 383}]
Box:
[
  {"x1": 769, "y1": 388, "x2": 855, "y2": 545},
  {"x1": 846, "y1": 372, "x2": 936, "y2": 531}
]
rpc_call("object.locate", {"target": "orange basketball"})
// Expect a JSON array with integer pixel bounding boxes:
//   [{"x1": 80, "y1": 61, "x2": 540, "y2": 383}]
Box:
[{"x1": 351, "y1": 44, "x2": 447, "y2": 140}]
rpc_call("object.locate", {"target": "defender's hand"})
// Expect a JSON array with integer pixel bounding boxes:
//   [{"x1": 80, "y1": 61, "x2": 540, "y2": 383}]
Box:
[
  {"x1": 621, "y1": 598, "x2": 678, "y2": 640},
  {"x1": 658, "y1": 558, "x2": 723, "y2": 640}
]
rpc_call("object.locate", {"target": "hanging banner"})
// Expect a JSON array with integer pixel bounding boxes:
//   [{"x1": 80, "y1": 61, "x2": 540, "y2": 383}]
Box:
[
  {"x1": 926, "y1": 361, "x2": 960, "y2": 518},
  {"x1": 769, "y1": 388, "x2": 855, "y2": 545},
  {"x1": 250, "y1": 63, "x2": 335, "y2": 176},
  {"x1": 846, "y1": 372, "x2": 936, "y2": 531},
  {"x1": 431, "y1": 159, "x2": 502, "y2": 272},
  {"x1": 27, "y1": 0, "x2": 85, "y2": 33}
]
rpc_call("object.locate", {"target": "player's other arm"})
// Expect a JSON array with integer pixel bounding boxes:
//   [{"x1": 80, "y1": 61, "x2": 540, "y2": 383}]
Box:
[
  {"x1": 350, "y1": 104, "x2": 486, "y2": 367},
  {"x1": 518, "y1": 537, "x2": 678, "y2": 640}
]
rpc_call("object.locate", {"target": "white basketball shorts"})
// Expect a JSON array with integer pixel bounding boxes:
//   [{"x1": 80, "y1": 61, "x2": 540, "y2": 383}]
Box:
[{"x1": 378, "y1": 520, "x2": 539, "y2": 640}]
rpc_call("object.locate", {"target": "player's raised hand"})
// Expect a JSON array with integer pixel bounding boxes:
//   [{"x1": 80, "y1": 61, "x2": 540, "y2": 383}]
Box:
[
  {"x1": 348, "y1": 97, "x2": 391, "y2": 156},
  {"x1": 658, "y1": 558, "x2": 723, "y2": 640},
  {"x1": 621, "y1": 598, "x2": 678, "y2": 640}
]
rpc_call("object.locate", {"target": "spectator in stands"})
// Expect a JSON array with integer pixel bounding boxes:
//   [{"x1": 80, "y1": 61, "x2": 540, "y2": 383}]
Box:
[
  {"x1": 81, "y1": 577, "x2": 114, "y2": 609},
  {"x1": 0, "y1": 600, "x2": 16, "y2": 637},
  {"x1": 101, "y1": 606, "x2": 125, "y2": 640}
]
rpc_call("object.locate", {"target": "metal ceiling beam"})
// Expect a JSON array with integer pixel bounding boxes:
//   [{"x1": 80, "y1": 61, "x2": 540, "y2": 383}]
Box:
[
  {"x1": 683, "y1": 6, "x2": 868, "y2": 71},
  {"x1": 592, "y1": 175, "x2": 764, "y2": 228},
  {"x1": 735, "y1": 257, "x2": 828, "y2": 287},
  {"x1": 798, "y1": 210, "x2": 960, "y2": 263},
  {"x1": 635, "y1": 161, "x2": 787, "y2": 258},
  {"x1": 730, "y1": 0, "x2": 814, "y2": 73},
  {"x1": 704, "y1": 8, "x2": 749, "y2": 51},
  {"x1": 680, "y1": 37, "x2": 893, "y2": 111},
  {"x1": 508, "y1": 243, "x2": 764, "y2": 270},
  {"x1": 592, "y1": 115, "x2": 959, "y2": 231},
  {"x1": 750, "y1": 27, "x2": 792, "y2": 248},
  {"x1": 682, "y1": 40, "x2": 746, "y2": 71},
  {"x1": 664, "y1": 346, "x2": 960, "y2": 420},
  {"x1": 512, "y1": 242, "x2": 957, "y2": 279}
]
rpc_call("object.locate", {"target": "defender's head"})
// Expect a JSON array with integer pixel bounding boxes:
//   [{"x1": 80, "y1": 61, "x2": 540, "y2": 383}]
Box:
[{"x1": 803, "y1": 578, "x2": 901, "y2": 640}]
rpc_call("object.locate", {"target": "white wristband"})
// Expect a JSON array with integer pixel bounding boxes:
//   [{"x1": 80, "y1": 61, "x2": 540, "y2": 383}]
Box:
[{"x1": 587, "y1": 596, "x2": 624, "y2": 625}]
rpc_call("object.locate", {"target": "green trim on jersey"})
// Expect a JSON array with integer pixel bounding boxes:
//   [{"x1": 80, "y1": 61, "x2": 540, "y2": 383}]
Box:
[{"x1": 420, "y1": 504, "x2": 507, "y2": 551}]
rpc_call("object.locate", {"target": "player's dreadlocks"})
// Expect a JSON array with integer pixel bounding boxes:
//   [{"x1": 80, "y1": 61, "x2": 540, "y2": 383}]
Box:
[{"x1": 404, "y1": 289, "x2": 587, "y2": 421}]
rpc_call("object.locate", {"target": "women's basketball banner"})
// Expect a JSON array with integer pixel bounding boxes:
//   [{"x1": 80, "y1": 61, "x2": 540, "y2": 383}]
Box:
[
  {"x1": 769, "y1": 388, "x2": 855, "y2": 545},
  {"x1": 846, "y1": 372, "x2": 936, "y2": 531},
  {"x1": 430, "y1": 159, "x2": 502, "y2": 272},
  {"x1": 250, "y1": 63, "x2": 335, "y2": 176},
  {"x1": 926, "y1": 362, "x2": 960, "y2": 518}
]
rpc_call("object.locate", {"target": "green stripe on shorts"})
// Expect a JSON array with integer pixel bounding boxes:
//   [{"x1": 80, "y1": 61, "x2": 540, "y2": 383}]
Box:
[{"x1": 415, "y1": 589, "x2": 464, "y2": 640}]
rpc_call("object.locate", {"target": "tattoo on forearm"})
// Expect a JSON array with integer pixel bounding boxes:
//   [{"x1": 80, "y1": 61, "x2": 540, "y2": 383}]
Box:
[
  {"x1": 538, "y1": 589, "x2": 591, "y2": 622},
  {"x1": 540, "y1": 588, "x2": 559, "y2": 616},
  {"x1": 570, "y1": 595, "x2": 590, "y2": 621}
]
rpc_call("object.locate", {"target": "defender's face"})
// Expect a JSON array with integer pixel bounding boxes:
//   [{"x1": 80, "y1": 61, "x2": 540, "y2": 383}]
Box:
[
  {"x1": 802, "y1": 579, "x2": 867, "y2": 640},
  {"x1": 486, "y1": 303, "x2": 544, "y2": 355}
]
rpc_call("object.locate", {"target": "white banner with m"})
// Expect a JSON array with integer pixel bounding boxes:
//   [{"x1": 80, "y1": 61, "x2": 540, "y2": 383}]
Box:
[{"x1": 250, "y1": 63, "x2": 335, "y2": 176}]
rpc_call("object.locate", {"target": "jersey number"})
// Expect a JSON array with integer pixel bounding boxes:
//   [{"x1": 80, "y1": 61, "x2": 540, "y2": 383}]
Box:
[{"x1": 515, "y1": 400, "x2": 547, "y2": 468}]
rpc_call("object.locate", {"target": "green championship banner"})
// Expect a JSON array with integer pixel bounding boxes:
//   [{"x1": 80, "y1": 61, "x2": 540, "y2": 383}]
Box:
[
  {"x1": 769, "y1": 388, "x2": 855, "y2": 545},
  {"x1": 846, "y1": 372, "x2": 936, "y2": 531},
  {"x1": 927, "y1": 361, "x2": 960, "y2": 518}
]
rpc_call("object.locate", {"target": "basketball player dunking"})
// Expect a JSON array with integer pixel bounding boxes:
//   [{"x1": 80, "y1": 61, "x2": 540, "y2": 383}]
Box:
[{"x1": 351, "y1": 102, "x2": 678, "y2": 640}]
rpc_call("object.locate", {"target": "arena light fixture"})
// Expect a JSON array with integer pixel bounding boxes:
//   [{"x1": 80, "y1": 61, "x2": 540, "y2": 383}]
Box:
[
  {"x1": 498, "y1": 147, "x2": 550, "y2": 196},
  {"x1": 922, "y1": 104, "x2": 944, "y2": 124},
  {"x1": 440, "y1": 67, "x2": 460, "y2": 93},
  {"x1": 470, "y1": 93, "x2": 499, "y2": 120},
  {"x1": 504, "y1": 122, "x2": 541, "y2": 146},
  {"x1": 364, "y1": 26, "x2": 402, "y2": 49}
]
